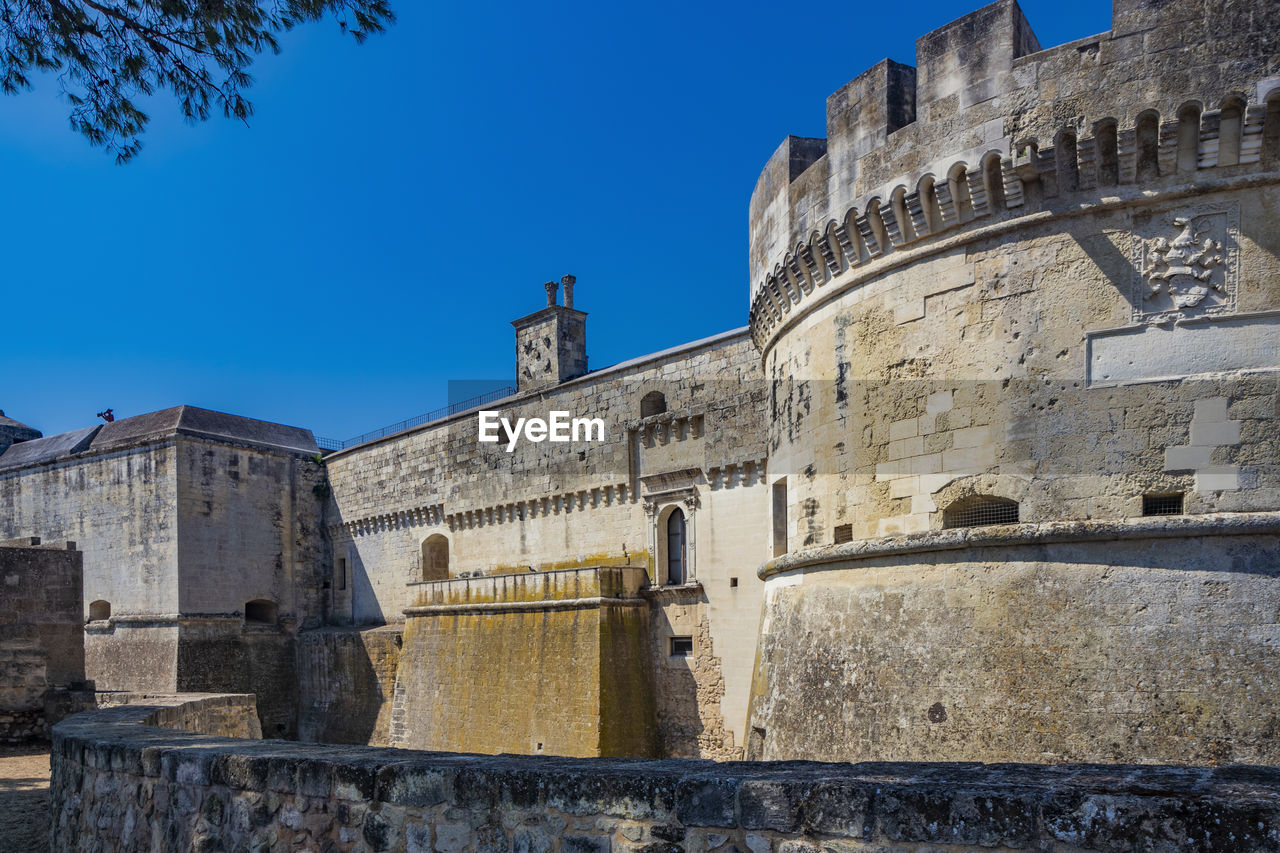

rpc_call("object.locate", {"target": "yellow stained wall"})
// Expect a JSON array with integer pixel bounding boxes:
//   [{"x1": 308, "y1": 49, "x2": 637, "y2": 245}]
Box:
[{"x1": 391, "y1": 568, "x2": 655, "y2": 758}]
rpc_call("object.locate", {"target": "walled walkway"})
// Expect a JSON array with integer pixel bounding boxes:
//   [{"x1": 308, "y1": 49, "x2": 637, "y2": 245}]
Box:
[{"x1": 0, "y1": 744, "x2": 49, "y2": 853}]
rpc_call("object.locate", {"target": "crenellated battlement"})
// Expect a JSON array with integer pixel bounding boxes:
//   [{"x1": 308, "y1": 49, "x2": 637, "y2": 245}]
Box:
[{"x1": 747, "y1": 0, "x2": 1280, "y2": 351}]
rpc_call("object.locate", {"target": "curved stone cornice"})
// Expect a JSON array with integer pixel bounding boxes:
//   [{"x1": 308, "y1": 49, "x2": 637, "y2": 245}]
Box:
[{"x1": 758, "y1": 511, "x2": 1280, "y2": 581}]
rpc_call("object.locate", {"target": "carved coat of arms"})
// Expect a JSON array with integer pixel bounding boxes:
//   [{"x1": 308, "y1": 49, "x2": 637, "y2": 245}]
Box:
[{"x1": 1132, "y1": 205, "x2": 1238, "y2": 322}]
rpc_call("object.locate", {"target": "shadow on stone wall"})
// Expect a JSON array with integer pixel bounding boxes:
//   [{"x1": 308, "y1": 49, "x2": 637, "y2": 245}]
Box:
[{"x1": 297, "y1": 627, "x2": 401, "y2": 746}]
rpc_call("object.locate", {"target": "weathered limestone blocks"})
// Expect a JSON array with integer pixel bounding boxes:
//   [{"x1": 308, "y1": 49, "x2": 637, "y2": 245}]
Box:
[
  {"x1": 51, "y1": 694, "x2": 1280, "y2": 853},
  {"x1": 392, "y1": 567, "x2": 656, "y2": 758},
  {"x1": 748, "y1": 515, "x2": 1280, "y2": 765},
  {"x1": 0, "y1": 540, "x2": 85, "y2": 742},
  {"x1": 298, "y1": 626, "x2": 403, "y2": 747}
]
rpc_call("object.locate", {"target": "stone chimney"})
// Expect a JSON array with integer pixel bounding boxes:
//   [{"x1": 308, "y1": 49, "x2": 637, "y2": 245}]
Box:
[{"x1": 512, "y1": 276, "x2": 588, "y2": 392}]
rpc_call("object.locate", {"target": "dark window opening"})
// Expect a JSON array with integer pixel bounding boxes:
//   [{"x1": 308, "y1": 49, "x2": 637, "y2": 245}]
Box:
[
  {"x1": 1143, "y1": 493, "x2": 1184, "y2": 516},
  {"x1": 1056, "y1": 131, "x2": 1079, "y2": 193},
  {"x1": 422, "y1": 535, "x2": 449, "y2": 581},
  {"x1": 88, "y1": 600, "x2": 110, "y2": 621},
  {"x1": 1136, "y1": 111, "x2": 1161, "y2": 181},
  {"x1": 982, "y1": 154, "x2": 1006, "y2": 211},
  {"x1": 772, "y1": 479, "x2": 788, "y2": 557},
  {"x1": 729, "y1": 577, "x2": 738, "y2": 588},
  {"x1": 641, "y1": 391, "x2": 667, "y2": 418},
  {"x1": 833, "y1": 523, "x2": 853, "y2": 544},
  {"x1": 336, "y1": 557, "x2": 347, "y2": 591},
  {"x1": 666, "y1": 508, "x2": 686, "y2": 585},
  {"x1": 943, "y1": 496, "x2": 1019, "y2": 529},
  {"x1": 1096, "y1": 120, "x2": 1119, "y2": 186},
  {"x1": 244, "y1": 599, "x2": 277, "y2": 625},
  {"x1": 670, "y1": 636, "x2": 693, "y2": 657},
  {"x1": 1177, "y1": 104, "x2": 1201, "y2": 172}
]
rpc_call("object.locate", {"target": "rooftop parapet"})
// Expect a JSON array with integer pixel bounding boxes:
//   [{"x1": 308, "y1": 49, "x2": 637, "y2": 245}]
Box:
[{"x1": 746, "y1": 0, "x2": 1280, "y2": 347}]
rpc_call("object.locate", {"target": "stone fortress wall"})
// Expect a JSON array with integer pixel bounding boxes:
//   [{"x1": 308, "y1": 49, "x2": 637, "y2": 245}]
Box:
[
  {"x1": 4, "y1": 0, "x2": 1280, "y2": 802},
  {"x1": 52, "y1": 692, "x2": 1280, "y2": 853},
  {"x1": 0, "y1": 407, "x2": 327, "y2": 738},
  {"x1": 322, "y1": 314, "x2": 772, "y2": 759},
  {"x1": 0, "y1": 539, "x2": 84, "y2": 741},
  {"x1": 745, "y1": 0, "x2": 1280, "y2": 763}
]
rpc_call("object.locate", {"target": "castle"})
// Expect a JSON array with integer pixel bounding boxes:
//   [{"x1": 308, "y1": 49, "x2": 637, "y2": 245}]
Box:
[{"x1": 5, "y1": 0, "x2": 1280, "y2": 773}]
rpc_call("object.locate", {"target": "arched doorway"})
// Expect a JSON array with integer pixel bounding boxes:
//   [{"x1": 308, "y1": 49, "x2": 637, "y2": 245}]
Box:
[{"x1": 666, "y1": 508, "x2": 686, "y2": 585}]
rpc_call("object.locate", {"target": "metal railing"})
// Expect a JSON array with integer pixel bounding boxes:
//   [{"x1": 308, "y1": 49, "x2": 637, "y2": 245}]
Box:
[{"x1": 316, "y1": 386, "x2": 517, "y2": 452}]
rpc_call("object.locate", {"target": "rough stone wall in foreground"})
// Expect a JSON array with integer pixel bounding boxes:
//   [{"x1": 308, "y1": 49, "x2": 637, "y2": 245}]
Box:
[
  {"x1": 0, "y1": 541, "x2": 83, "y2": 742},
  {"x1": 51, "y1": 696, "x2": 1280, "y2": 853}
]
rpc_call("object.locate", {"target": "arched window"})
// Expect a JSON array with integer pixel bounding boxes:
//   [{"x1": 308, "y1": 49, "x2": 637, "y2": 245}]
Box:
[
  {"x1": 1095, "y1": 119, "x2": 1119, "y2": 186},
  {"x1": 1136, "y1": 111, "x2": 1161, "y2": 181},
  {"x1": 981, "y1": 154, "x2": 1005, "y2": 211},
  {"x1": 1176, "y1": 103, "x2": 1201, "y2": 173},
  {"x1": 88, "y1": 600, "x2": 110, "y2": 622},
  {"x1": 641, "y1": 391, "x2": 667, "y2": 418},
  {"x1": 943, "y1": 496, "x2": 1020, "y2": 529},
  {"x1": 421, "y1": 534, "x2": 449, "y2": 581},
  {"x1": 666, "y1": 508, "x2": 686, "y2": 585},
  {"x1": 1218, "y1": 97, "x2": 1245, "y2": 167},
  {"x1": 1055, "y1": 130, "x2": 1079, "y2": 193},
  {"x1": 244, "y1": 599, "x2": 277, "y2": 625}
]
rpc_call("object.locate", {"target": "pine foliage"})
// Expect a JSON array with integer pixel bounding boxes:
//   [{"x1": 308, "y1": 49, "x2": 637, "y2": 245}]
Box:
[{"x1": 0, "y1": 0, "x2": 394, "y2": 161}]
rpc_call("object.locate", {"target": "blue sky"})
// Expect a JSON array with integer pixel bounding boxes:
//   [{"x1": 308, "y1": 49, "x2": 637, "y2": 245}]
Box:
[{"x1": 1, "y1": 0, "x2": 1112, "y2": 442}]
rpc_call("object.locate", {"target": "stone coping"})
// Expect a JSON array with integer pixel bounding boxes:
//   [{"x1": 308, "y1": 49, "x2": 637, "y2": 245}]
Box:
[
  {"x1": 52, "y1": 696, "x2": 1280, "y2": 851},
  {"x1": 759, "y1": 511, "x2": 1280, "y2": 581}
]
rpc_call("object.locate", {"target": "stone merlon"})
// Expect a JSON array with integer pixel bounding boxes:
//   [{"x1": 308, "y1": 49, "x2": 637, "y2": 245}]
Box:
[{"x1": 746, "y1": 0, "x2": 1280, "y2": 307}]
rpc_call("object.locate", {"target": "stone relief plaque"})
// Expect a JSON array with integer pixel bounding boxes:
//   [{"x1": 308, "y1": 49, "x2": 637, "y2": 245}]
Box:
[{"x1": 1132, "y1": 203, "x2": 1239, "y2": 323}]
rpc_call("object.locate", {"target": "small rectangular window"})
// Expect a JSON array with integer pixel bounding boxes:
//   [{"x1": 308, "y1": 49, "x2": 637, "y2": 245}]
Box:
[
  {"x1": 1143, "y1": 493, "x2": 1184, "y2": 516},
  {"x1": 729, "y1": 577, "x2": 738, "y2": 588},
  {"x1": 337, "y1": 557, "x2": 347, "y2": 591},
  {"x1": 669, "y1": 636, "x2": 693, "y2": 657},
  {"x1": 833, "y1": 524, "x2": 853, "y2": 544}
]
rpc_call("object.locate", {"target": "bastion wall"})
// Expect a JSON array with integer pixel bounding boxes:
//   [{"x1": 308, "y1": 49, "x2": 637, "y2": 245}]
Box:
[
  {"x1": 50, "y1": 693, "x2": 1280, "y2": 853},
  {"x1": 744, "y1": 0, "x2": 1280, "y2": 764},
  {"x1": 0, "y1": 540, "x2": 84, "y2": 741},
  {"x1": 0, "y1": 407, "x2": 327, "y2": 738},
  {"x1": 322, "y1": 330, "x2": 772, "y2": 758}
]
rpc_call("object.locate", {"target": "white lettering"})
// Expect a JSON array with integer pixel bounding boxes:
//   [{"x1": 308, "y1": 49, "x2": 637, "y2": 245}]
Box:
[
  {"x1": 572, "y1": 417, "x2": 604, "y2": 442},
  {"x1": 505, "y1": 417, "x2": 525, "y2": 452},
  {"x1": 478, "y1": 411, "x2": 501, "y2": 443},
  {"x1": 479, "y1": 411, "x2": 608, "y2": 450},
  {"x1": 549, "y1": 411, "x2": 571, "y2": 441}
]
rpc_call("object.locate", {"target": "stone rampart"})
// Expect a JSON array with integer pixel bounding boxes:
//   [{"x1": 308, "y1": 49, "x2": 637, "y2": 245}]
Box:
[
  {"x1": 748, "y1": 0, "x2": 1280, "y2": 350},
  {"x1": 298, "y1": 626, "x2": 403, "y2": 747},
  {"x1": 51, "y1": 694, "x2": 1280, "y2": 852},
  {"x1": 391, "y1": 567, "x2": 656, "y2": 758},
  {"x1": 0, "y1": 540, "x2": 85, "y2": 742},
  {"x1": 748, "y1": 514, "x2": 1280, "y2": 765}
]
